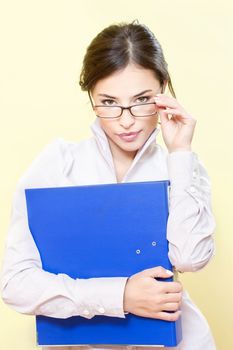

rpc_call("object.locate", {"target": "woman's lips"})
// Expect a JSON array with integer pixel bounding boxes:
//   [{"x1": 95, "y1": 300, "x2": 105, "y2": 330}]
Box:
[{"x1": 117, "y1": 130, "x2": 142, "y2": 142}]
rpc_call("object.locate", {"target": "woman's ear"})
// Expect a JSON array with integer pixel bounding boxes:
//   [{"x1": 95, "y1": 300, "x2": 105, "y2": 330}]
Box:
[{"x1": 88, "y1": 90, "x2": 95, "y2": 109}]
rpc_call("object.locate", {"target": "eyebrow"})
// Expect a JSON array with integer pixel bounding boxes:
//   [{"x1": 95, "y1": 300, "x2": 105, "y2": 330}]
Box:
[{"x1": 97, "y1": 89, "x2": 153, "y2": 99}]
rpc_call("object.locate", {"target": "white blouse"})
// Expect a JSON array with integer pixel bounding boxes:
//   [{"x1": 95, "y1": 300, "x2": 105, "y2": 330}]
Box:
[{"x1": 0, "y1": 117, "x2": 217, "y2": 349}]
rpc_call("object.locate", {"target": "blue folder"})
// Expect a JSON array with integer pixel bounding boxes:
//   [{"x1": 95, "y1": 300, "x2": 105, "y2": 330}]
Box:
[{"x1": 25, "y1": 180, "x2": 182, "y2": 347}]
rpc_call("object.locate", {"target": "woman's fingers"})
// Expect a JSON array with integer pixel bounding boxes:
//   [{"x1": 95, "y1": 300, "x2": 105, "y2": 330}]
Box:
[
  {"x1": 158, "y1": 281, "x2": 183, "y2": 293},
  {"x1": 154, "y1": 94, "x2": 180, "y2": 109},
  {"x1": 162, "y1": 108, "x2": 188, "y2": 117},
  {"x1": 154, "y1": 310, "x2": 182, "y2": 322},
  {"x1": 154, "y1": 95, "x2": 194, "y2": 121},
  {"x1": 162, "y1": 108, "x2": 196, "y2": 123},
  {"x1": 163, "y1": 292, "x2": 183, "y2": 303},
  {"x1": 162, "y1": 302, "x2": 182, "y2": 311}
]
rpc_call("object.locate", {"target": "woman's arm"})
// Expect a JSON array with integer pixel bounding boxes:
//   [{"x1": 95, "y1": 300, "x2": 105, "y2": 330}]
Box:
[
  {"x1": 0, "y1": 140, "x2": 128, "y2": 319},
  {"x1": 166, "y1": 150, "x2": 216, "y2": 272},
  {"x1": 154, "y1": 94, "x2": 216, "y2": 273}
]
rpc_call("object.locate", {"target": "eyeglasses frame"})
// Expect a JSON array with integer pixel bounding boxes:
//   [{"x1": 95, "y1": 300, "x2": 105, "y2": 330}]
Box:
[{"x1": 91, "y1": 102, "x2": 159, "y2": 119}]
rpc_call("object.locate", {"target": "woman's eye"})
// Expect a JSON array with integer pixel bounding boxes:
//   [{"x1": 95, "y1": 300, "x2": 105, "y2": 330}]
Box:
[
  {"x1": 136, "y1": 96, "x2": 150, "y2": 103},
  {"x1": 101, "y1": 99, "x2": 115, "y2": 105}
]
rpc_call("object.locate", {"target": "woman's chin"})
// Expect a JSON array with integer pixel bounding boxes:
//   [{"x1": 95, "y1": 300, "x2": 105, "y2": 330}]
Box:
[
  {"x1": 116, "y1": 140, "x2": 143, "y2": 153},
  {"x1": 107, "y1": 133, "x2": 147, "y2": 156}
]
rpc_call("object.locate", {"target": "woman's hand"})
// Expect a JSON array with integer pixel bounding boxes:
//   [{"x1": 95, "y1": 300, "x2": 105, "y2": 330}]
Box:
[
  {"x1": 123, "y1": 266, "x2": 182, "y2": 321},
  {"x1": 154, "y1": 94, "x2": 197, "y2": 153}
]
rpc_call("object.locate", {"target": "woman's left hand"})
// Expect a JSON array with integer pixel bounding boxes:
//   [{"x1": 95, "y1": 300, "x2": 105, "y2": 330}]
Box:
[{"x1": 154, "y1": 94, "x2": 197, "y2": 153}]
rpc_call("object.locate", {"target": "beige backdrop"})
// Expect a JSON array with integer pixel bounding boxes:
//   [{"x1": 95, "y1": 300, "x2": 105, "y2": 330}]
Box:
[{"x1": 0, "y1": 1, "x2": 232, "y2": 349}]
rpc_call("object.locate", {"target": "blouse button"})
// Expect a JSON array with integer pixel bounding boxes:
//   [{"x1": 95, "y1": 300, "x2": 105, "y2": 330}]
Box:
[
  {"x1": 193, "y1": 170, "x2": 197, "y2": 178},
  {"x1": 83, "y1": 309, "x2": 90, "y2": 316},
  {"x1": 189, "y1": 186, "x2": 196, "y2": 193},
  {"x1": 98, "y1": 307, "x2": 105, "y2": 314}
]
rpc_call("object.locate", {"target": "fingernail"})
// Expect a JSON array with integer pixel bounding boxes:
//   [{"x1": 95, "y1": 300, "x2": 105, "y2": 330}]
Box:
[{"x1": 166, "y1": 269, "x2": 174, "y2": 276}]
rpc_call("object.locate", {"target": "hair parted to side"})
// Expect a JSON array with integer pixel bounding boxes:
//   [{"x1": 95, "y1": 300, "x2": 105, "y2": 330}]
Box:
[{"x1": 79, "y1": 19, "x2": 176, "y2": 101}]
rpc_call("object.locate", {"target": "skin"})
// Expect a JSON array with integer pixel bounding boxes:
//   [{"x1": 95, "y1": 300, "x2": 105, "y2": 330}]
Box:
[
  {"x1": 91, "y1": 63, "x2": 196, "y2": 183},
  {"x1": 91, "y1": 63, "x2": 161, "y2": 181},
  {"x1": 90, "y1": 62, "x2": 197, "y2": 320}
]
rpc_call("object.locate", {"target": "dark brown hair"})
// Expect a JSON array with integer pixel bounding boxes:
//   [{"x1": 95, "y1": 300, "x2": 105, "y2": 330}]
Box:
[{"x1": 79, "y1": 19, "x2": 176, "y2": 102}]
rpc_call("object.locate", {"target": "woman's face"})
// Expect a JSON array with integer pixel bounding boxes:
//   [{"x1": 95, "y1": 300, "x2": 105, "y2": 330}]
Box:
[{"x1": 91, "y1": 63, "x2": 163, "y2": 157}]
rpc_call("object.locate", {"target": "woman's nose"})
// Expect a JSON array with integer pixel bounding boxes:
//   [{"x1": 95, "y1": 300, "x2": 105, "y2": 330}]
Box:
[{"x1": 119, "y1": 109, "x2": 135, "y2": 128}]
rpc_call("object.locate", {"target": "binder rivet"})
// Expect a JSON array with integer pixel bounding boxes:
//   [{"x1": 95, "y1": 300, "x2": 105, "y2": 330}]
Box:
[
  {"x1": 152, "y1": 241, "x2": 157, "y2": 246},
  {"x1": 136, "y1": 249, "x2": 141, "y2": 254}
]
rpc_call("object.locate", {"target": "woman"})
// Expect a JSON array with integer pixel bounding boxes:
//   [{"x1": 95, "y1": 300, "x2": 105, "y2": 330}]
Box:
[{"x1": 0, "y1": 20, "x2": 216, "y2": 349}]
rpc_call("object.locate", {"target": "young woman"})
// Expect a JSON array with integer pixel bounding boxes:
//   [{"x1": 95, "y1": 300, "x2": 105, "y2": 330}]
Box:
[{"x1": 0, "y1": 20, "x2": 216, "y2": 350}]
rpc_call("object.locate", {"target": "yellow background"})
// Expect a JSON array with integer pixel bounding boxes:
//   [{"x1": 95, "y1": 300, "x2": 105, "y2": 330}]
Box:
[{"x1": 0, "y1": 1, "x2": 232, "y2": 349}]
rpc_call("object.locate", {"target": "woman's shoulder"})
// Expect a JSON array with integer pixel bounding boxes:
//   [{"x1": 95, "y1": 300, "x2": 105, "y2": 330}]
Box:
[
  {"x1": 15, "y1": 137, "x2": 85, "y2": 189},
  {"x1": 24, "y1": 137, "x2": 70, "y2": 172}
]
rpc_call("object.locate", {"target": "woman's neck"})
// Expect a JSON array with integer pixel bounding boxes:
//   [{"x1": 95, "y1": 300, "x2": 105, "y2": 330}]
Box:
[
  {"x1": 108, "y1": 137, "x2": 137, "y2": 162},
  {"x1": 107, "y1": 138, "x2": 138, "y2": 182}
]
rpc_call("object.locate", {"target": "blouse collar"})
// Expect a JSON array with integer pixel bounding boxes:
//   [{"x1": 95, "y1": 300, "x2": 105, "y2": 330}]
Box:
[
  {"x1": 62, "y1": 117, "x2": 161, "y2": 177},
  {"x1": 90, "y1": 117, "x2": 160, "y2": 172}
]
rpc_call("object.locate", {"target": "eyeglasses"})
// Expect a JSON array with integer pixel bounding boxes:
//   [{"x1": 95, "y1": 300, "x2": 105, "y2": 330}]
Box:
[{"x1": 93, "y1": 102, "x2": 158, "y2": 119}]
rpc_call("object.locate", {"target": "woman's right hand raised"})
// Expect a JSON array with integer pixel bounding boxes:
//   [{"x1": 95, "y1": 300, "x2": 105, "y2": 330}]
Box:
[{"x1": 123, "y1": 266, "x2": 182, "y2": 321}]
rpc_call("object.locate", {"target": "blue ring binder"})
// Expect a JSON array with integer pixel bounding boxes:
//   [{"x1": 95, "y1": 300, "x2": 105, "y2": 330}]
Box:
[{"x1": 25, "y1": 180, "x2": 182, "y2": 347}]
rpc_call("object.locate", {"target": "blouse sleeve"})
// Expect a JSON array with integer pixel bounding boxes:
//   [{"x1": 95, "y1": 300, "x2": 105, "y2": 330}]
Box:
[
  {"x1": 0, "y1": 139, "x2": 128, "y2": 319},
  {"x1": 166, "y1": 150, "x2": 216, "y2": 273}
]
